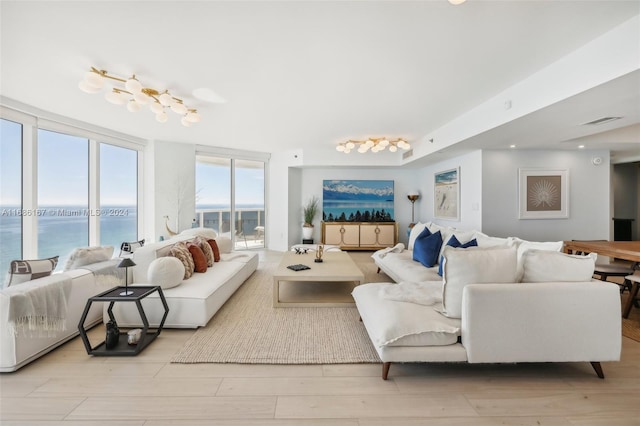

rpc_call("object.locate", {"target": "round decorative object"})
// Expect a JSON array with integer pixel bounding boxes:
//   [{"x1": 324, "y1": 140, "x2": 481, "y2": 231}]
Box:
[{"x1": 148, "y1": 256, "x2": 185, "y2": 289}]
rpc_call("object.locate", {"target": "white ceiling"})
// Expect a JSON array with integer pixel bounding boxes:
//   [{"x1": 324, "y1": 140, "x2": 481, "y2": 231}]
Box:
[{"x1": 1, "y1": 0, "x2": 639, "y2": 162}]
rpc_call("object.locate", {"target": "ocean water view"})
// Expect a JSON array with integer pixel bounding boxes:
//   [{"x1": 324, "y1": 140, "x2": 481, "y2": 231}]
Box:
[
  {"x1": 1, "y1": 204, "x2": 266, "y2": 275},
  {"x1": 1, "y1": 205, "x2": 137, "y2": 274}
]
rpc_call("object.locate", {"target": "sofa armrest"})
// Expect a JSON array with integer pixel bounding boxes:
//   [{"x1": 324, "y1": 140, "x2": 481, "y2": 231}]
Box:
[{"x1": 461, "y1": 282, "x2": 621, "y2": 363}]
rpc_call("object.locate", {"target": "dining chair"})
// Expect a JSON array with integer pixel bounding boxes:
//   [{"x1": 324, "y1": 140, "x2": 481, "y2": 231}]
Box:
[{"x1": 622, "y1": 272, "x2": 640, "y2": 319}]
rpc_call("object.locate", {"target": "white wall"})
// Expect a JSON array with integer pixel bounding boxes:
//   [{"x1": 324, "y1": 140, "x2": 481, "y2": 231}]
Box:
[
  {"x1": 482, "y1": 149, "x2": 610, "y2": 241},
  {"x1": 266, "y1": 149, "x2": 303, "y2": 251},
  {"x1": 416, "y1": 151, "x2": 483, "y2": 232},
  {"x1": 149, "y1": 140, "x2": 196, "y2": 241}
]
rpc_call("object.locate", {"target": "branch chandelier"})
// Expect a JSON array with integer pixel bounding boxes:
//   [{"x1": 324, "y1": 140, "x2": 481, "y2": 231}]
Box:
[
  {"x1": 78, "y1": 67, "x2": 201, "y2": 127},
  {"x1": 336, "y1": 137, "x2": 411, "y2": 154}
]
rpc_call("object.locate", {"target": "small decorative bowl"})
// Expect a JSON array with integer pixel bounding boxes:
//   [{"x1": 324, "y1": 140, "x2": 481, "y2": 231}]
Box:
[{"x1": 127, "y1": 328, "x2": 142, "y2": 345}]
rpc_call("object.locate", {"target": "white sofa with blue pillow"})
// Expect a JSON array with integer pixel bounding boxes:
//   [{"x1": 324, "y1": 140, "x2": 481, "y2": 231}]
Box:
[{"x1": 356, "y1": 222, "x2": 622, "y2": 380}]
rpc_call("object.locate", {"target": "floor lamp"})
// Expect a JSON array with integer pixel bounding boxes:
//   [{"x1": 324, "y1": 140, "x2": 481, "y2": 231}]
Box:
[{"x1": 407, "y1": 191, "x2": 420, "y2": 230}]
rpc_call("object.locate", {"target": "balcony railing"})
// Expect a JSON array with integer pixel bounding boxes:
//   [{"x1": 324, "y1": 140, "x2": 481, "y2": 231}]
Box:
[{"x1": 195, "y1": 207, "x2": 265, "y2": 250}]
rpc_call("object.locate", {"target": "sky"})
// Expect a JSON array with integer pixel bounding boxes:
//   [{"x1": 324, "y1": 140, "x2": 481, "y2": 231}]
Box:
[{"x1": 1, "y1": 118, "x2": 264, "y2": 208}]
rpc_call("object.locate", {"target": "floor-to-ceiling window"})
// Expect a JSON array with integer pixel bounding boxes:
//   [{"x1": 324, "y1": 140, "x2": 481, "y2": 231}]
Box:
[
  {"x1": 0, "y1": 107, "x2": 144, "y2": 277},
  {"x1": 235, "y1": 160, "x2": 265, "y2": 249},
  {"x1": 37, "y1": 129, "x2": 89, "y2": 270},
  {"x1": 99, "y1": 143, "x2": 138, "y2": 250},
  {"x1": 0, "y1": 119, "x2": 23, "y2": 273},
  {"x1": 196, "y1": 154, "x2": 267, "y2": 250}
]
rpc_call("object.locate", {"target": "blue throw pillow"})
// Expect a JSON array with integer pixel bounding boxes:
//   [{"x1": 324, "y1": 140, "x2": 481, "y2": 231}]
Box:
[
  {"x1": 438, "y1": 237, "x2": 478, "y2": 276},
  {"x1": 413, "y1": 230, "x2": 442, "y2": 268}
]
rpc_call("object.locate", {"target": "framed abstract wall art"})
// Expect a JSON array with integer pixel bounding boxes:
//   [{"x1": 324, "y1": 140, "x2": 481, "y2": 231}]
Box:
[
  {"x1": 434, "y1": 167, "x2": 460, "y2": 221},
  {"x1": 518, "y1": 168, "x2": 569, "y2": 219}
]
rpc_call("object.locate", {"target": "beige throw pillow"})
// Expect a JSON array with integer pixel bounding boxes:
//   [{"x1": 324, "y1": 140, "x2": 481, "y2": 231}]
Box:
[
  {"x1": 521, "y1": 249, "x2": 597, "y2": 283},
  {"x1": 439, "y1": 245, "x2": 517, "y2": 319}
]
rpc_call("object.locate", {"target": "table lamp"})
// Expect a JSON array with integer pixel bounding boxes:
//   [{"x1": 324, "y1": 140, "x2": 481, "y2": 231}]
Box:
[{"x1": 117, "y1": 258, "x2": 136, "y2": 296}]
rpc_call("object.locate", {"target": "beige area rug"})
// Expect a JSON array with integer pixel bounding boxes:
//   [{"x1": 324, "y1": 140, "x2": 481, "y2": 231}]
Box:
[{"x1": 171, "y1": 253, "x2": 391, "y2": 364}]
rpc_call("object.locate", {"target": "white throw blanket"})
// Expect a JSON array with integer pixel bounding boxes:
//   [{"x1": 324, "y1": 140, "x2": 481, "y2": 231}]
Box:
[
  {"x1": 379, "y1": 281, "x2": 442, "y2": 306},
  {"x1": 5, "y1": 276, "x2": 72, "y2": 336},
  {"x1": 373, "y1": 243, "x2": 405, "y2": 259},
  {"x1": 79, "y1": 259, "x2": 124, "y2": 287}
]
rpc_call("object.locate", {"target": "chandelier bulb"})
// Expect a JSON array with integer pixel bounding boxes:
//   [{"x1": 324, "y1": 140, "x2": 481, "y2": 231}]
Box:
[
  {"x1": 78, "y1": 80, "x2": 102, "y2": 94},
  {"x1": 185, "y1": 110, "x2": 201, "y2": 123},
  {"x1": 149, "y1": 102, "x2": 164, "y2": 114},
  {"x1": 389, "y1": 145, "x2": 398, "y2": 153},
  {"x1": 156, "y1": 111, "x2": 168, "y2": 123},
  {"x1": 105, "y1": 90, "x2": 127, "y2": 105},
  {"x1": 336, "y1": 145, "x2": 345, "y2": 152},
  {"x1": 127, "y1": 99, "x2": 142, "y2": 112},
  {"x1": 125, "y1": 76, "x2": 142, "y2": 94},
  {"x1": 159, "y1": 92, "x2": 173, "y2": 106},
  {"x1": 181, "y1": 116, "x2": 192, "y2": 127},
  {"x1": 171, "y1": 102, "x2": 188, "y2": 115},
  {"x1": 83, "y1": 71, "x2": 104, "y2": 89}
]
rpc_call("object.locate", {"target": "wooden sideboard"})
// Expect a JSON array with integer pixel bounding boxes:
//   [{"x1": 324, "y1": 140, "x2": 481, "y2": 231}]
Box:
[{"x1": 321, "y1": 222, "x2": 397, "y2": 250}]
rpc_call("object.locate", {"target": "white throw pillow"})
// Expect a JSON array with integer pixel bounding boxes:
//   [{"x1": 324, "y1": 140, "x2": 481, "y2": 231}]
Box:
[
  {"x1": 64, "y1": 246, "x2": 114, "y2": 271},
  {"x1": 179, "y1": 227, "x2": 218, "y2": 240},
  {"x1": 515, "y1": 239, "x2": 563, "y2": 281},
  {"x1": 439, "y1": 245, "x2": 517, "y2": 318},
  {"x1": 522, "y1": 249, "x2": 597, "y2": 283},
  {"x1": 148, "y1": 256, "x2": 185, "y2": 289},
  {"x1": 215, "y1": 236, "x2": 233, "y2": 254},
  {"x1": 474, "y1": 233, "x2": 513, "y2": 248},
  {"x1": 407, "y1": 222, "x2": 426, "y2": 251}
]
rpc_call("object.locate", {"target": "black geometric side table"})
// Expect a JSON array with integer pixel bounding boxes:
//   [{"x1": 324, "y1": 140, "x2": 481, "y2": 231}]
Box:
[{"x1": 78, "y1": 285, "x2": 169, "y2": 356}]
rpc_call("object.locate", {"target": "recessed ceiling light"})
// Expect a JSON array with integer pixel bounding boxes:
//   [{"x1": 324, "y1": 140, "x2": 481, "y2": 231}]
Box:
[
  {"x1": 509, "y1": 144, "x2": 516, "y2": 148},
  {"x1": 578, "y1": 145, "x2": 585, "y2": 149},
  {"x1": 192, "y1": 88, "x2": 226, "y2": 103}
]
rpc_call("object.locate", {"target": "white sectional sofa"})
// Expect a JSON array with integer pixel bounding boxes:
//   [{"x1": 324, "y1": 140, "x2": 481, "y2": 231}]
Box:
[
  {"x1": 107, "y1": 234, "x2": 258, "y2": 328},
  {"x1": 354, "y1": 222, "x2": 622, "y2": 380},
  {"x1": 0, "y1": 268, "x2": 105, "y2": 372}
]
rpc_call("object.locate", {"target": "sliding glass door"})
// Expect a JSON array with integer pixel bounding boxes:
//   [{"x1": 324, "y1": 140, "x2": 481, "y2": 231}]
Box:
[{"x1": 196, "y1": 155, "x2": 265, "y2": 250}]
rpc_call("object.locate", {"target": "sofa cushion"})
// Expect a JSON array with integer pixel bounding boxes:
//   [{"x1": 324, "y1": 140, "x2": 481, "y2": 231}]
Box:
[
  {"x1": 179, "y1": 227, "x2": 218, "y2": 240},
  {"x1": 169, "y1": 242, "x2": 195, "y2": 279},
  {"x1": 438, "y1": 236, "x2": 477, "y2": 276},
  {"x1": 352, "y1": 282, "x2": 460, "y2": 347},
  {"x1": 148, "y1": 256, "x2": 184, "y2": 289},
  {"x1": 187, "y1": 243, "x2": 208, "y2": 273},
  {"x1": 515, "y1": 239, "x2": 563, "y2": 281},
  {"x1": 440, "y1": 246, "x2": 517, "y2": 318},
  {"x1": 207, "y1": 239, "x2": 221, "y2": 262},
  {"x1": 522, "y1": 249, "x2": 596, "y2": 283},
  {"x1": 377, "y1": 251, "x2": 441, "y2": 283},
  {"x1": 413, "y1": 230, "x2": 443, "y2": 268},
  {"x1": 64, "y1": 246, "x2": 114, "y2": 271},
  {"x1": 194, "y1": 236, "x2": 214, "y2": 267},
  {"x1": 407, "y1": 222, "x2": 427, "y2": 251},
  {"x1": 4, "y1": 256, "x2": 59, "y2": 287}
]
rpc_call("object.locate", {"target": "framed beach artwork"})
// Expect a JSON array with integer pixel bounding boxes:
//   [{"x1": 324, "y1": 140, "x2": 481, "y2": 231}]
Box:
[
  {"x1": 322, "y1": 180, "x2": 394, "y2": 222},
  {"x1": 434, "y1": 168, "x2": 460, "y2": 221},
  {"x1": 518, "y1": 168, "x2": 569, "y2": 219}
]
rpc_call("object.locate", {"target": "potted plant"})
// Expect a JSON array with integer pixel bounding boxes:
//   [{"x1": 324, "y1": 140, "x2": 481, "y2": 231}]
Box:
[{"x1": 302, "y1": 196, "x2": 319, "y2": 240}]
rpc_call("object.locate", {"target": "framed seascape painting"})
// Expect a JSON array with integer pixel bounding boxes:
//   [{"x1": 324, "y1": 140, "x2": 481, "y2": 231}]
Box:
[
  {"x1": 434, "y1": 168, "x2": 460, "y2": 221},
  {"x1": 322, "y1": 180, "x2": 394, "y2": 222},
  {"x1": 518, "y1": 168, "x2": 569, "y2": 219}
]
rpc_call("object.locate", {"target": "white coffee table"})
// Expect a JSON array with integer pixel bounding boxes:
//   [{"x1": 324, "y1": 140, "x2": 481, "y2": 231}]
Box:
[{"x1": 273, "y1": 251, "x2": 365, "y2": 307}]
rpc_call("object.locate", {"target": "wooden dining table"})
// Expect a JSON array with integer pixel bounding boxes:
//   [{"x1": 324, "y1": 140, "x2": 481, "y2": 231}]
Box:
[{"x1": 564, "y1": 240, "x2": 640, "y2": 319}]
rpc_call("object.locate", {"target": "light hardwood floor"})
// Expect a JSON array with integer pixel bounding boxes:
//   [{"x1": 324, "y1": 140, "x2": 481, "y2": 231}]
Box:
[{"x1": 1, "y1": 250, "x2": 639, "y2": 425}]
